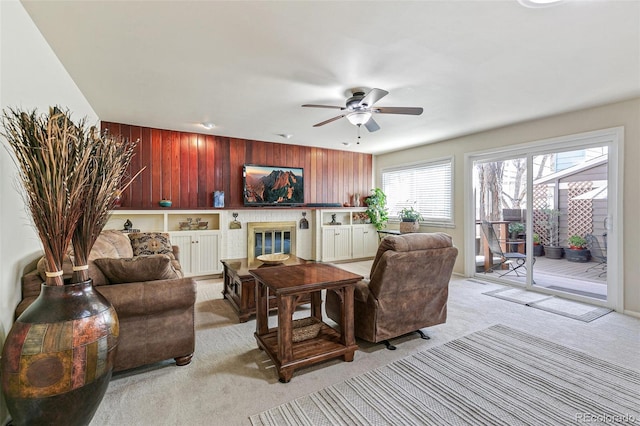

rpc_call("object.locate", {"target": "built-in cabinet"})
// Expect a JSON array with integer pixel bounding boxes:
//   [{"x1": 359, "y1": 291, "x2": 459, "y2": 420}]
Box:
[
  {"x1": 105, "y1": 207, "x2": 378, "y2": 274},
  {"x1": 322, "y1": 227, "x2": 352, "y2": 261},
  {"x1": 105, "y1": 210, "x2": 223, "y2": 276},
  {"x1": 352, "y1": 225, "x2": 379, "y2": 259},
  {"x1": 315, "y1": 208, "x2": 378, "y2": 262},
  {"x1": 168, "y1": 231, "x2": 221, "y2": 276}
]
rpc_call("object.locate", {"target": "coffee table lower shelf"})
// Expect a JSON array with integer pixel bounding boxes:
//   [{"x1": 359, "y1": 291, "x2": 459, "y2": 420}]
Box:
[{"x1": 255, "y1": 323, "x2": 357, "y2": 383}]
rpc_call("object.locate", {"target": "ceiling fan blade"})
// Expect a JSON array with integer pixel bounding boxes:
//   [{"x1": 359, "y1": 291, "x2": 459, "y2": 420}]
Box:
[
  {"x1": 373, "y1": 106, "x2": 424, "y2": 115},
  {"x1": 302, "y1": 104, "x2": 345, "y2": 110},
  {"x1": 364, "y1": 117, "x2": 380, "y2": 132},
  {"x1": 313, "y1": 114, "x2": 345, "y2": 127},
  {"x1": 357, "y1": 88, "x2": 389, "y2": 108}
]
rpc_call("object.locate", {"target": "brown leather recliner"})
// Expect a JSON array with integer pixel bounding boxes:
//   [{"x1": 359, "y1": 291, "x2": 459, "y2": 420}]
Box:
[{"x1": 326, "y1": 232, "x2": 458, "y2": 349}]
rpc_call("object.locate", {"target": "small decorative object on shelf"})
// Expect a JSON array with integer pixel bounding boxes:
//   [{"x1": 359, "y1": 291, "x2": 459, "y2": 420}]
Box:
[
  {"x1": 214, "y1": 190, "x2": 224, "y2": 208},
  {"x1": 230, "y1": 212, "x2": 242, "y2": 229},
  {"x1": 328, "y1": 213, "x2": 341, "y2": 226},
  {"x1": 123, "y1": 219, "x2": 132, "y2": 231},
  {"x1": 353, "y1": 193, "x2": 361, "y2": 207},
  {"x1": 159, "y1": 198, "x2": 172, "y2": 207},
  {"x1": 299, "y1": 212, "x2": 309, "y2": 229},
  {"x1": 352, "y1": 212, "x2": 369, "y2": 224}
]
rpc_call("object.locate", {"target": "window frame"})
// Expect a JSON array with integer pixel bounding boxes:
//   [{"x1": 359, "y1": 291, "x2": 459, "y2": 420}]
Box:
[{"x1": 381, "y1": 156, "x2": 455, "y2": 228}]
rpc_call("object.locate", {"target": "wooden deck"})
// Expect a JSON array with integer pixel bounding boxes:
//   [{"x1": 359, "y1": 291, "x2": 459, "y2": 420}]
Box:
[{"x1": 481, "y1": 255, "x2": 607, "y2": 300}]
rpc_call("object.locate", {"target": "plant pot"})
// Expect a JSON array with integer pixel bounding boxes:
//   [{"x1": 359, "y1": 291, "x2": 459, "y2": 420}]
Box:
[
  {"x1": 533, "y1": 244, "x2": 544, "y2": 256},
  {"x1": 544, "y1": 246, "x2": 564, "y2": 259},
  {"x1": 399, "y1": 220, "x2": 419, "y2": 234},
  {"x1": 1, "y1": 280, "x2": 119, "y2": 425},
  {"x1": 565, "y1": 248, "x2": 591, "y2": 263}
]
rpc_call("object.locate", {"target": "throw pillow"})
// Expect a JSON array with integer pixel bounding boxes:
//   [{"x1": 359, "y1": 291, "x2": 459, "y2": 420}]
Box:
[
  {"x1": 94, "y1": 255, "x2": 181, "y2": 284},
  {"x1": 128, "y1": 232, "x2": 175, "y2": 260}
]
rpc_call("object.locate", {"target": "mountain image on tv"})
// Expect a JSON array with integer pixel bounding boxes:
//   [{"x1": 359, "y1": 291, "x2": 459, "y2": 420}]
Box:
[{"x1": 244, "y1": 166, "x2": 304, "y2": 205}]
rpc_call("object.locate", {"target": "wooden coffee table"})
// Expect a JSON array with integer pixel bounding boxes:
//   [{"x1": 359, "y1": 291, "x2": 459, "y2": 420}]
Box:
[
  {"x1": 221, "y1": 255, "x2": 309, "y2": 322},
  {"x1": 250, "y1": 263, "x2": 363, "y2": 383}
]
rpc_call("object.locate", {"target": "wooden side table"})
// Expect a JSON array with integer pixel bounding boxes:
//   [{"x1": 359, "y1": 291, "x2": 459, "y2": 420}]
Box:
[
  {"x1": 250, "y1": 263, "x2": 363, "y2": 383},
  {"x1": 221, "y1": 255, "x2": 309, "y2": 322}
]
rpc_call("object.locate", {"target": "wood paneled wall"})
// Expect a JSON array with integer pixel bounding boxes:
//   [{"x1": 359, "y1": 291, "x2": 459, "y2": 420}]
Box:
[{"x1": 101, "y1": 122, "x2": 373, "y2": 209}]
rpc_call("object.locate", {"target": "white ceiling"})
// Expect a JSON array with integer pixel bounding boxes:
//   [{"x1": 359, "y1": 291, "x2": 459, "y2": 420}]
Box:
[{"x1": 21, "y1": 0, "x2": 640, "y2": 155}]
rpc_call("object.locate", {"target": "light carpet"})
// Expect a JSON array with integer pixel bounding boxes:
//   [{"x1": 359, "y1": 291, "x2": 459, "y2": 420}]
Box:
[
  {"x1": 483, "y1": 287, "x2": 611, "y2": 322},
  {"x1": 250, "y1": 324, "x2": 639, "y2": 426},
  {"x1": 482, "y1": 287, "x2": 553, "y2": 305},
  {"x1": 528, "y1": 297, "x2": 613, "y2": 322}
]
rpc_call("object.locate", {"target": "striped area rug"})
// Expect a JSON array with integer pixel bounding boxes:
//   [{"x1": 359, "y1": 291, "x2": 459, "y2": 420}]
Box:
[{"x1": 250, "y1": 324, "x2": 639, "y2": 425}]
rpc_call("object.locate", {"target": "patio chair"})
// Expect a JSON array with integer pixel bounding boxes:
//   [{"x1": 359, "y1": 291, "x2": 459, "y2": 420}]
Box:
[
  {"x1": 480, "y1": 220, "x2": 533, "y2": 277},
  {"x1": 585, "y1": 233, "x2": 607, "y2": 277}
]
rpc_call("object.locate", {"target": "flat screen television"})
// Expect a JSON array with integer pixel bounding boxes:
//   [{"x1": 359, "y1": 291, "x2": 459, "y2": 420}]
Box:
[{"x1": 243, "y1": 164, "x2": 304, "y2": 206}]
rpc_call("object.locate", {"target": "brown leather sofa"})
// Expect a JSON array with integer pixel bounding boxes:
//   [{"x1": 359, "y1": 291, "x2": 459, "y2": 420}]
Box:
[
  {"x1": 326, "y1": 232, "x2": 458, "y2": 349},
  {"x1": 18, "y1": 230, "x2": 197, "y2": 372}
]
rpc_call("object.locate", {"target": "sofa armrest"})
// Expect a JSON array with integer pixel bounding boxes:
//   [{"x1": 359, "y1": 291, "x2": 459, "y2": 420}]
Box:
[
  {"x1": 22, "y1": 269, "x2": 44, "y2": 300},
  {"x1": 96, "y1": 278, "x2": 196, "y2": 317}
]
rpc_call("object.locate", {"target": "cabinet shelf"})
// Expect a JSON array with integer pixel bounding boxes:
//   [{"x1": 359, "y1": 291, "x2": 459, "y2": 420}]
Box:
[{"x1": 106, "y1": 210, "x2": 221, "y2": 232}]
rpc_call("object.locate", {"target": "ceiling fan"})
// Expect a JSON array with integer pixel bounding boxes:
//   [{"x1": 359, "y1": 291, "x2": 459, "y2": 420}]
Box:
[{"x1": 302, "y1": 88, "x2": 423, "y2": 133}]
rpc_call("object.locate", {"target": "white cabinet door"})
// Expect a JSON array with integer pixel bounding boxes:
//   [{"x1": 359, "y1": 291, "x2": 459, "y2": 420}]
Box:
[
  {"x1": 352, "y1": 225, "x2": 378, "y2": 259},
  {"x1": 322, "y1": 227, "x2": 351, "y2": 261},
  {"x1": 194, "y1": 231, "x2": 221, "y2": 275},
  {"x1": 169, "y1": 231, "x2": 221, "y2": 276},
  {"x1": 168, "y1": 233, "x2": 195, "y2": 276}
]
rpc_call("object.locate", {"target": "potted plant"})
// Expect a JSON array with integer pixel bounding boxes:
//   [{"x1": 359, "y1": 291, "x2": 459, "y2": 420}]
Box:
[
  {"x1": 508, "y1": 222, "x2": 525, "y2": 240},
  {"x1": 365, "y1": 188, "x2": 388, "y2": 231},
  {"x1": 0, "y1": 107, "x2": 137, "y2": 425},
  {"x1": 532, "y1": 233, "x2": 544, "y2": 256},
  {"x1": 398, "y1": 206, "x2": 423, "y2": 234},
  {"x1": 538, "y1": 208, "x2": 563, "y2": 259},
  {"x1": 566, "y1": 235, "x2": 591, "y2": 262}
]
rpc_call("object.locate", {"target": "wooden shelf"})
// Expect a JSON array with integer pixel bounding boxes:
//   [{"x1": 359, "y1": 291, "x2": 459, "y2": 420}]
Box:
[{"x1": 255, "y1": 324, "x2": 356, "y2": 371}]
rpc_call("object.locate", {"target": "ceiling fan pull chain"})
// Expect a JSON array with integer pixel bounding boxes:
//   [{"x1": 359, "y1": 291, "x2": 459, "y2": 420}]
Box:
[{"x1": 357, "y1": 124, "x2": 361, "y2": 144}]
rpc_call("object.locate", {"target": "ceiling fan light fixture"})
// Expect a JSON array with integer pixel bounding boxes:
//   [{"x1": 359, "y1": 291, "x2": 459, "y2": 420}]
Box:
[
  {"x1": 201, "y1": 122, "x2": 216, "y2": 130},
  {"x1": 518, "y1": 0, "x2": 564, "y2": 8},
  {"x1": 346, "y1": 111, "x2": 372, "y2": 126}
]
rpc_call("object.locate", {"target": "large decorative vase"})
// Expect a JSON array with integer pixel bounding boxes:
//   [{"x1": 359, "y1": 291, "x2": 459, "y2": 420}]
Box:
[
  {"x1": 399, "y1": 220, "x2": 419, "y2": 234},
  {"x1": 1, "y1": 280, "x2": 118, "y2": 425}
]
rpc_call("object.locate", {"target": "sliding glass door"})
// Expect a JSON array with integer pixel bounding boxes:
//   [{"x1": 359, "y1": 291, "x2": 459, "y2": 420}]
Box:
[
  {"x1": 529, "y1": 148, "x2": 609, "y2": 300},
  {"x1": 468, "y1": 128, "x2": 620, "y2": 308},
  {"x1": 473, "y1": 156, "x2": 530, "y2": 286}
]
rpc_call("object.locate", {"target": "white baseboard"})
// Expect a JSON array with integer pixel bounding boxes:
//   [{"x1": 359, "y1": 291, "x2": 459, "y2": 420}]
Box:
[{"x1": 622, "y1": 309, "x2": 640, "y2": 319}]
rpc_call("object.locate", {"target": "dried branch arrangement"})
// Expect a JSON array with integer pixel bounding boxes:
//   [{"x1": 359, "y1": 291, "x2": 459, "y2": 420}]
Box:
[{"x1": 1, "y1": 107, "x2": 138, "y2": 285}]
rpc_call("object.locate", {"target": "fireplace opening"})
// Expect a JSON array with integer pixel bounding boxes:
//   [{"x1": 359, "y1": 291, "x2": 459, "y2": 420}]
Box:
[
  {"x1": 248, "y1": 221, "x2": 296, "y2": 262},
  {"x1": 254, "y1": 231, "x2": 291, "y2": 257}
]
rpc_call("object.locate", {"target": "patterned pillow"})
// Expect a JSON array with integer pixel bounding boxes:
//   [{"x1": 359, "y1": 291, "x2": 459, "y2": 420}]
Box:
[{"x1": 128, "y1": 232, "x2": 175, "y2": 260}]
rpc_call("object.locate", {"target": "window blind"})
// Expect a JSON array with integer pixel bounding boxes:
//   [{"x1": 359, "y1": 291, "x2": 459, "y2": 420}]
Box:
[{"x1": 382, "y1": 158, "x2": 453, "y2": 224}]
